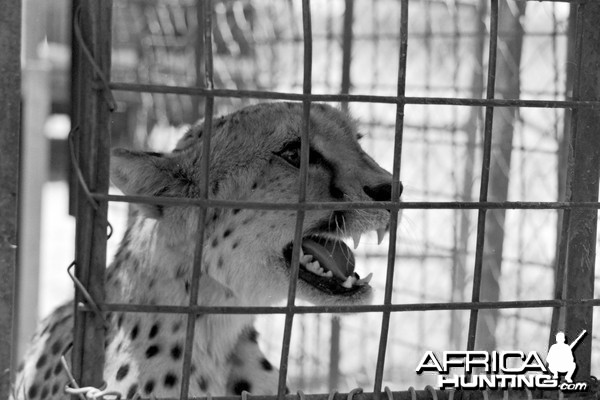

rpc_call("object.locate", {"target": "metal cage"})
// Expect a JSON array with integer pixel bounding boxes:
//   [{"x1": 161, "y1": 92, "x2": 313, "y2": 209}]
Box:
[{"x1": 8, "y1": 0, "x2": 599, "y2": 399}]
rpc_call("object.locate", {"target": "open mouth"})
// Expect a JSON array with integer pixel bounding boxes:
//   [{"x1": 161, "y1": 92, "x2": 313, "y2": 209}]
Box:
[{"x1": 282, "y1": 234, "x2": 380, "y2": 296}]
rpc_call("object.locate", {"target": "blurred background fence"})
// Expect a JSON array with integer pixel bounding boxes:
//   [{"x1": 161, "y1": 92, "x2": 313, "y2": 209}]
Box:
[{"x1": 15, "y1": 0, "x2": 599, "y2": 394}]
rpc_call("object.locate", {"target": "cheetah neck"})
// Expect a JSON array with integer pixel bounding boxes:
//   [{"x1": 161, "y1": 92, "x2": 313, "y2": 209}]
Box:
[{"x1": 105, "y1": 216, "x2": 252, "y2": 384}]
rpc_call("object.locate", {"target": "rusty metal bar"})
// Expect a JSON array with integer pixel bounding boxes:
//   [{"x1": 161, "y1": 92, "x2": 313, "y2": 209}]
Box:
[
  {"x1": 328, "y1": 0, "x2": 355, "y2": 389},
  {"x1": 69, "y1": 0, "x2": 81, "y2": 217},
  {"x1": 373, "y1": 0, "x2": 408, "y2": 394},
  {"x1": 550, "y1": 0, "x2": 583, "y2": 348},
  {"x1": 108, "y1": 82, "x2": 600, "y2": 109},
  {"x1": 563, "y1": 0, "x2": 600, "y2": 381},
  {"x1": 91, "y1": 192, "x2": 600, "y2": 211},
  {"x1": 277, "y1": 0, "x2": 313, "y2": 397},
  {"x1": 466, "y1": 0, "x2": 499, "y2": 353},
  {"x1": 0, "y1": 0, "x2": 21, "y2": 396},
  {"x1": 340, "y1": 0, "x2": 354, "y2": 111},
  {"x1": 53, "y1": 388, "x2": 598, "y2": 400},
  {"x1": 70, "y1": 0, "x2": 112, "y2": 392},
  {"x1": 77, "y1": 389, "x2": 599, "y2": 400},
  {"x1": 82, "y1": 297, "x2": 600, "y2": 316},
  {"x1": 180, "y1": 1, "x2": 214, "y2": 399}
]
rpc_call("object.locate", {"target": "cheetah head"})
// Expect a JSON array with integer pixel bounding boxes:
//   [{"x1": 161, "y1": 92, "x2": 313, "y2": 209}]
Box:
[{"x1": 111, "y1": 102, "x2": 401, "y2": 306}]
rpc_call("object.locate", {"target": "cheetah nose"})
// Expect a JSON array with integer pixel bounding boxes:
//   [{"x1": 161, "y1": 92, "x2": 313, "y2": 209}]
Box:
[{"x1": 363, "y1": 182, "x2": 402, "y2": 202}]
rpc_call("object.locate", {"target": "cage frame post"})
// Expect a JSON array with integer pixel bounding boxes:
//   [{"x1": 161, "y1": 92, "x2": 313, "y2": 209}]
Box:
[
  {"x1": 562, "y1": 0, "x2": 600, "y2": 381},
  {"x1": 0, "y1": 0, "x2": 21, "y2": 396},
  {"x1": 70, "y1": 0, "x2": 113, "y2": 392}
]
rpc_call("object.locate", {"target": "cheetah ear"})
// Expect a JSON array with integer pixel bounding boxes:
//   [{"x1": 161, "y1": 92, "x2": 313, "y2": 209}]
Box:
[{"x1": 110, "y1": 148, "x2": 182, "y2": 218}]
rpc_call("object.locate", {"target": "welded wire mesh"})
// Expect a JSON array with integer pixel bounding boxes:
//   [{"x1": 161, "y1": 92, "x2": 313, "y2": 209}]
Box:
[{"x1": 64, "y1": 0, "x2": 600, "y2": 399}]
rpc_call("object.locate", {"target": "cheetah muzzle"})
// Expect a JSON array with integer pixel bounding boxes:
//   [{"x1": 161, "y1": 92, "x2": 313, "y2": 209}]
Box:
[{"x1": 284, "y1": 235, "x2": 373, "y2": 296}]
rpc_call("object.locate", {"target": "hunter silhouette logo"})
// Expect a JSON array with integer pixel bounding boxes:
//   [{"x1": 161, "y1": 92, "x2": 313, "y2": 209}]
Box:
[
  {"x1": 546, "y1": 330, "x2": 586, "y2": 383},
  {"x1": 415, "y1": 330, "x2": 589, "y2": 391}
]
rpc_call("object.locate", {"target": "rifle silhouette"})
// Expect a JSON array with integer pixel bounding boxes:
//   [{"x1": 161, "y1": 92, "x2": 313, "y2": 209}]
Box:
[{"x1": 569, "y1": 330, "x2": 587, "y2": 349}]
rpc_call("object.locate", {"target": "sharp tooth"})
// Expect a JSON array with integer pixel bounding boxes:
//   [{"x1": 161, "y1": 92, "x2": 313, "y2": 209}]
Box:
[
  {"x1": 356, "y1": 272, "x2": 373, "y2": 286},
  {"x1": 352, "y1": 232, "x2": 362, "y2": 249},
  {"x1": 305, "y1": 260, "x2": 334, "y2": 278},
  {"x1": 308, "y1": 261, "x2": 319, "y2": 273},
  {"x1": 376, "y1": 228, "x2": 386, "y2": 245},
  {"x1": 341, "y1": 275, "x2": 357, "y2": 288},
  {"x1": 300, "y1": 254, "x2": 313, "y2": 265}
]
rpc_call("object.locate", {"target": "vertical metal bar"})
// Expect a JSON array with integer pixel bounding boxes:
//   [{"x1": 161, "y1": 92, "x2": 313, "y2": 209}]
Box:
[
  {"x1": 465, "y1": 0, "x2": 499, "y2": 353},
  {"x1": 328, "y1": 317, "x2": 340, "y2": 390},
  {"x1": 69, "y1": 0, "x2": 81, "y2": 217},
  {"x1": 0, "y1": 0, "x2": 21, "y2": 396},
  {"x1": 476, "y1": 0, "x2": 525, "y2": 353},
  {"x1": 277, "y1": 0, "x2": 312, "y2": 396},
  {"x1": 452, "y1": 0, "x2": 486, "y2": 351},
  {"x1": 340, "y1": 0, "x2": 354, "y2": 112},
  {"x1": 550, "y1": 1, "x2": 582, "y2": 348},
  {"x1": 327, "y1": 0, "x2": 355, "y2": 389},
  {"x1": 373, "y1": 0, "x2": 408, "y2": 395},
  {"x1": 180, "y1": 1, "x2": 214, "y2": 399},
  {"x1": 563, "y1": 0, "x2": 600, "y2": 381},
  {"x1": 192, "y1": 0, "x2": 205, "y2": 122},
  {"x1": 70, "y1": 0, "x2": 112, "y2": 391}
]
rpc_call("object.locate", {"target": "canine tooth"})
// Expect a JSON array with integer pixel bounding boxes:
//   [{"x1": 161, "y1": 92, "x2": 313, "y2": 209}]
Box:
[
  {"x1": 356, "y1": 272, "x2": 373, "y2": 286},
  {"x1": 352, "y1": 232, "x2": 361, "y2": 249},
  {"x1": 341, "y1": 275, "x2": 357, "y2": 288},
  {"x1": 376, "y1": 228, "x2": 386, "y2": 245}
]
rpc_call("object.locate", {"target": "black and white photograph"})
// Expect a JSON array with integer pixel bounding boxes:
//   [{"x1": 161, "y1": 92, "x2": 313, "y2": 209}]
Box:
[{"x1": 1, "y1": 0, "x2": 599, "y2": 399}]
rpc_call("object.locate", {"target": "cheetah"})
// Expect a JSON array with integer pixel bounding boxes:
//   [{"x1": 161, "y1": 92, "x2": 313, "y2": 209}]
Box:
[{"x1": 14, "y1": 102, "x2": 401, "y2": 399}]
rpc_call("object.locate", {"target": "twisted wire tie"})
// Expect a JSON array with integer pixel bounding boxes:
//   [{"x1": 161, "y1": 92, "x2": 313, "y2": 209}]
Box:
[
  {"x1": 68, "y1": 126, "x2": 114, "y2": 239},
  {"x1": 60, "y1": 353, "x2": 123, "y2": 400},
  {"x1": 72, "y1": 5, "x2": 117, "y2": 112},
  {"x1": 67, "y1": 262, "x2": 110, "y2": 329}
]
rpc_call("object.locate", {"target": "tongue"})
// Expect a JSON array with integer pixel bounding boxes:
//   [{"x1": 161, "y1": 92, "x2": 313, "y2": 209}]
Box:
[{"x1": 301, "y1": 238, "x2": 355, "y2": 282}]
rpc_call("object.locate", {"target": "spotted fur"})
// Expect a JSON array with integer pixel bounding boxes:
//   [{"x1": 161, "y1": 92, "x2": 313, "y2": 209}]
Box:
[{"x1": 14, "y1": 102, "x2": 398, "y2": 399}]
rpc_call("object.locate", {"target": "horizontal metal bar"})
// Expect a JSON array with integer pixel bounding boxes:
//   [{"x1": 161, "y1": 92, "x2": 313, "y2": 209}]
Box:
[
  {"x1": 116, "y1": 389, "x2": 597, "y2": 400},
  {"x1": 86, "y1": 298, "x2": 600, "y2": 316},
  {"x1": 109, "y1": 82, "x2": 600, "y2": 109},
  {"x1": 94, "y1": 193, "x2": 600, "y2": 210},
  {"x1": 120, "y1": 0, "x2": 585, "y2": 6}
]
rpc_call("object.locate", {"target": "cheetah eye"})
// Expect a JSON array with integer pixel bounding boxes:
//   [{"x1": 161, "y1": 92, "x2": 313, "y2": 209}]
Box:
[{"x1": 274, "y1": 141, "x2": 301, "y2": 169}]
